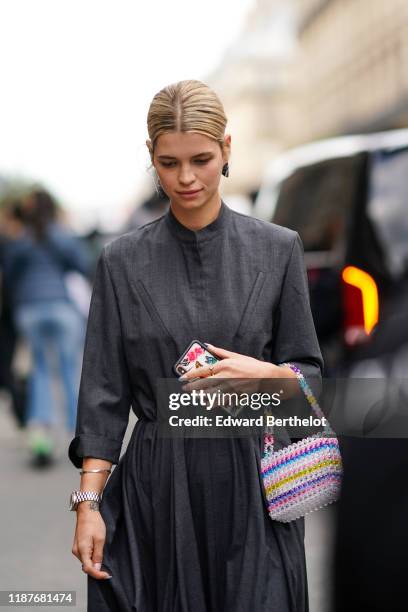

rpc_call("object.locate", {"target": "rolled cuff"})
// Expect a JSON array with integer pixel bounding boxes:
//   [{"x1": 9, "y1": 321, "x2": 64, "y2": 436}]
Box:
[{"x1": 68, "y1": 433, "x2": 124, "y2": 468}]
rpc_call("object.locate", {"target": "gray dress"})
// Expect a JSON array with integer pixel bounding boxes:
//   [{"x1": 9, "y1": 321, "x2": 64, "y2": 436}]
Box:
[{"x1": 68, "y1": 201, "x2": 323, "y2": 612}]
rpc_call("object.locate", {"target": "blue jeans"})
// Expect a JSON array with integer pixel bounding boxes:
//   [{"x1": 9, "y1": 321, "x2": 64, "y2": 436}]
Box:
[{"x1": 15, "y1": 300, "x2": 85, "y2": 432}]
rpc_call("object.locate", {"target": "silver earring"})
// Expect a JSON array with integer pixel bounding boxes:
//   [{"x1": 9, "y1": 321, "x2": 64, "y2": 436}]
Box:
[{"x1": 222, "y1": 163, "x2": 229, "y2": 177}]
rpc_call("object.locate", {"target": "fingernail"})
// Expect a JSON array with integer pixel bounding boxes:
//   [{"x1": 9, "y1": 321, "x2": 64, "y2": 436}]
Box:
[
  {"x1": 203, "y1": 343, "x2": 209, "y2": 347},
  {"x1": 106, "y1": 575, "x2": 113, "y2": 580},
  {"x1": 93, "y1": 563, "x2": 101, "y2": 571},
  {"x1": 178, "y1": 375, "x2": 186, "y2": 381}
]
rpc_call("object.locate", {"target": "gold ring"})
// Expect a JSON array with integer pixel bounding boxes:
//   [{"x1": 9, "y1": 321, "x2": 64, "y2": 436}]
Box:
[{"x1": 209, "y1": 365, "x2": 214, "y2": 376}]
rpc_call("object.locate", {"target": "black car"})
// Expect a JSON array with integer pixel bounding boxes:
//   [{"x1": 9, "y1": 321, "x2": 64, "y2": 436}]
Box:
[{"x1": 254, "y1": 130, "x2": 408, "y2": 373}]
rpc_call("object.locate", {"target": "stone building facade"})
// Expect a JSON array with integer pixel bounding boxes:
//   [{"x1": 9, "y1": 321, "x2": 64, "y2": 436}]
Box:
[
  {"x1": 293, "y1": 0, "x2": 408, "y2": 143},
  {"x1": 209, "y1": 0, "x2": 408, "y2": 193}
]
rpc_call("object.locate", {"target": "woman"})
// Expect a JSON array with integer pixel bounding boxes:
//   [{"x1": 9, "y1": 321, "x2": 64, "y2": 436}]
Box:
[
  {"x1": 69, "y1": 80, "x2": 323, "y2": 611},
  {"x1": 3, "y1": 189, "x2": 91, "y2": 465}
]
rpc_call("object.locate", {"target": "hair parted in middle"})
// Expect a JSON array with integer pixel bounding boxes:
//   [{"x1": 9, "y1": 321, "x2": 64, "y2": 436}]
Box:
[{"x1": 146, "y1": 80, "x2": 228, "y2": 158}]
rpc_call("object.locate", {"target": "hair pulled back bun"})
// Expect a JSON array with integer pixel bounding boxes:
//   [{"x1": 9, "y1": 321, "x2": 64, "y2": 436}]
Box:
[{"x1": 146, "y1": 79, "x2": 227, "y2": 157}]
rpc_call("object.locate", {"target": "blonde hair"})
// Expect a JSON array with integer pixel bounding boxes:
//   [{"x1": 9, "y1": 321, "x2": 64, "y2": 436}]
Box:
[{"x1": 146, "y1": 79, "x2": 227, "y2": 157}]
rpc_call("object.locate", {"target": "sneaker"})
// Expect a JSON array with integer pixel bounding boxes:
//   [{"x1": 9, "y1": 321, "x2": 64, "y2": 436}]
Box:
[{"x1": 27, "y1": 427, "x2": 55, "y2": 468}]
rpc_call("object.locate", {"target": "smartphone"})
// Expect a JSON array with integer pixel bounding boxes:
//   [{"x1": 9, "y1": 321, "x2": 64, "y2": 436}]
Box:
[{"x1": 173, "y1": 340, "x2": 219, "y2": 377}]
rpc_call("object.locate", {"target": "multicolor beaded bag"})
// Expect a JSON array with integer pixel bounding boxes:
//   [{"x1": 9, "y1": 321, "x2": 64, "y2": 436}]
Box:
[{"x1": 261, "y1": 363, "x2": 342, "y2": 523}]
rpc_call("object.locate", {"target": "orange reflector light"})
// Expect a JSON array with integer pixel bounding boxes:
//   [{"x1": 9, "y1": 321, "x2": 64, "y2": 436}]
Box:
[{"x1": 342, "y1": 266, "x2": 379, "y2": 334}]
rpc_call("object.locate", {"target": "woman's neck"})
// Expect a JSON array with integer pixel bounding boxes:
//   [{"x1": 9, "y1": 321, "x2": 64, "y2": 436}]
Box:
[{"x1": 169, "y1": 193, "x2": 222, "y2": 231}]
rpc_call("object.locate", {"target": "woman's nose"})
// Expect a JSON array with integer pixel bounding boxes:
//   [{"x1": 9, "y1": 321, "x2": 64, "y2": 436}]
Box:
[{"x1": 178, "y1": 165, "x2": 195, "y2": 185}]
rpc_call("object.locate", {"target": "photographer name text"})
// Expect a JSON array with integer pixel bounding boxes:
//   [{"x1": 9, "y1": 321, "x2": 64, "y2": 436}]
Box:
[{"x1": 167, "y1": 415, "x2": 327, "y2": 428}]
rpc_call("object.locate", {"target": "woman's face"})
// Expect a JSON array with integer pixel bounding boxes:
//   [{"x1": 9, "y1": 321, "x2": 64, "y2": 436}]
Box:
[{"x1": 151, "y1": 131, "x2": 230, "y2": 212}]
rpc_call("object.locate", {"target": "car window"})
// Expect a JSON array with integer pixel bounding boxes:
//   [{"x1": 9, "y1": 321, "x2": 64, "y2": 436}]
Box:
[
  {"x1": 272, "y1": 155, "x2": 362, "y2": 251},
  {"x1": 367, "y1": 147, "x2": 408, "y2": 280}
]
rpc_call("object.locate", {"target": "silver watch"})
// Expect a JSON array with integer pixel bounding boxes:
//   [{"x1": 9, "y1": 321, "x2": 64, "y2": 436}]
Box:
[{"x1": 69, "y1": 490, "x2": 102, "y2": 511}]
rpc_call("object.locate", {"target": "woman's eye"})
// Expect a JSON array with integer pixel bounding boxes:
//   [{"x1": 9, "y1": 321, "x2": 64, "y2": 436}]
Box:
[{"x1": 160, "y1": 158, "x2": 211, "y2": 168}]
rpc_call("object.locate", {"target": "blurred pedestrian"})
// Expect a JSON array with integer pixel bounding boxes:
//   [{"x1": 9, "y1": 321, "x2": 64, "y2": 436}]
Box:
[
  {"x1": 2, "y1": 188, "x2": 91, "y2": 466},
  {"x1": 0, "y1": 200, "x2": 27, "y2": 427}
]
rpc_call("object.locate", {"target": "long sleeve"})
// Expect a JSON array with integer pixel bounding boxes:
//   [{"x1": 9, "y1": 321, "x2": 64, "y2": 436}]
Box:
[
  {"x1": 68, "y1": 246, "x2": 132, "y2": 468},
  {"x1": 45, "y1": 223, "x2": 92, "y2": 278},
  {"x1": 271, "y1": 232, "x2": 324, "y2": 389},
  {"x1": 2, "y1": 239, "x2": 29, "y2": 286}
]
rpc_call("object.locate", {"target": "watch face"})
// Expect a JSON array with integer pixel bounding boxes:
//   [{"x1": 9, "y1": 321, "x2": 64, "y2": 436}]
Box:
[{"x1": 69, "y1": 492, "x2": 78, "y2": 511}]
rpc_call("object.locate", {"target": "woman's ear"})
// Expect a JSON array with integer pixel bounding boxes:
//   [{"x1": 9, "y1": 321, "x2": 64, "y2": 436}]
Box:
[
  {"x1": 223, "y1": 134, "x2": 231, "y2": 162},
  {"x1": 146, "y1": 139, "x2": 154, "y2": 162}
]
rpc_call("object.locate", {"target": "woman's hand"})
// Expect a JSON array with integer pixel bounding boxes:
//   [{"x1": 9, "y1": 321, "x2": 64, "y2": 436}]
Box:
[
  {"x1": 180, "y1": 344, "x2": 276, "y2": 383},
  {"x1": 72, "y1": 505, "x2": 112, "y2": 580},
  {"x1": 181, "y1": 343, "x2": 286, "y2": 393},
  {"x1": 180, "y1": 343, "x2": 298, "y2": 400}
]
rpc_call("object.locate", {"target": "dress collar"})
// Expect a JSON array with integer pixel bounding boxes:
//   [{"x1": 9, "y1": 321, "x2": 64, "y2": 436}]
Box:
[{"x1": 165, "y1": 200, "x2": 230, "y2": 243}]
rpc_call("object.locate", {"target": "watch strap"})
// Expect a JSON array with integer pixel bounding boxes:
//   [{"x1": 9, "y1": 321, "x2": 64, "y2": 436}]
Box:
[{"x1": 70, "y1": 490, "x2": 102, "y2": 511}]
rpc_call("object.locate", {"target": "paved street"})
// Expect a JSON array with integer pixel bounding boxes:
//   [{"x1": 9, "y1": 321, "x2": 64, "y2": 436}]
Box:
[
  {"x1": 0, "y1": 396, "x2": 89, "y2": 612},
  {"x1": 0, "y1": 395, "x2": 335, "y2": 612}
]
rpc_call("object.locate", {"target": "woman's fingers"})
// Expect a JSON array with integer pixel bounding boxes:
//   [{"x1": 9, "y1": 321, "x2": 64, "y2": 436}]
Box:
[
  {"x1": 91, "y1": 537, "x2": 105, "y2": 572},
  {"x1": 80, "y1": 554, "x2": 112, "y2": 580},
  {"x1": 180, "y1": 361, "x2": 222, "y2": 383},
  {"x1": 178, "y1": 344, "x2": 245, "y2": 383},
  {"x1": 78, "y1": 540, "x2": 112, "y2": 580},
  {"x1": 71, "y1": 541, "x2": 80, "y2": 560},
  {"x1": 205, "y1": 343, "x2": 242, "y2": 359}
]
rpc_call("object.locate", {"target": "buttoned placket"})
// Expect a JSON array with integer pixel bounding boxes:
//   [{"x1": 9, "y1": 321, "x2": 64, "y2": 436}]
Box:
[{"x1": 164, "y1": 202, "x2": 231, "y2": 340}]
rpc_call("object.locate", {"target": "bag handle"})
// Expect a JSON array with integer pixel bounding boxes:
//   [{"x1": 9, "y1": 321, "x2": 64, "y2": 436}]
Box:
[
  {"x1": 263, "y1": 362, "x2": 334, "y2": 455},
  {"x1": 279, "y1": 362, "x2": 334, "y2": 436}
]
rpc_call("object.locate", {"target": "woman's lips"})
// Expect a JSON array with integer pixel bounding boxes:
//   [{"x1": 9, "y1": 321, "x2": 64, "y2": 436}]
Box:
[{"x1": 177, "y1": 189, "x2": 203, "y2": 199}]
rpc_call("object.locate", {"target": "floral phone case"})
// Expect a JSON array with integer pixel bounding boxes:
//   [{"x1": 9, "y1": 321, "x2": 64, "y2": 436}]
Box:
[{"x1": 173, "y1": 340, "x2": 219, "y2": 377}]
